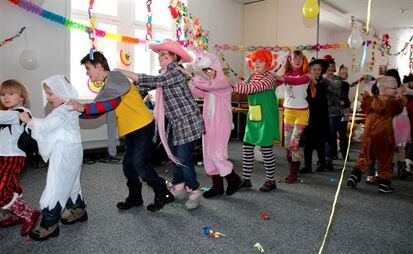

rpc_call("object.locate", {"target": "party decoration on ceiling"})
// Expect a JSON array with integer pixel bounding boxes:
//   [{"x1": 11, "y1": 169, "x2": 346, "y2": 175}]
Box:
[
  {"x1": 254, "y1": 243, "x2": 265, "y2": 253},
  {"x1": 202, "y1": 226, "x2": 225, "y2": 238},
  {"x1": 87, "y1": 0, "x2": 96, "y2": 59},
  {"x1": 120, "y1": 49, "x2": 132, "y2": 66},
  {"x1": 87, "y1": 79, "x2": 104, "y2": 94},
  {"x1": 8, "y1": 0, "x2": 149, "y2": 45},
  {"x1": 0, "y1": 27, "x2": 26, "y2": 48},
  {"x1": 145, "y1": 0, "x2": 153, "y2": 42},
  {"x1": 302, "y1": 0, "x2": 319, "y2": 19},
  {"x1": 347, "y1": 16, "x2": 363, "y2": 49},
  {"x1": 169, "y1": 0, "x2": 209, "y2": 50},
  {"x1": 409, "y1": 44, "x2": 413, "y2": 73},
  {"x1": 19, "y1": 49, "x2": 40, "y2": 70}
]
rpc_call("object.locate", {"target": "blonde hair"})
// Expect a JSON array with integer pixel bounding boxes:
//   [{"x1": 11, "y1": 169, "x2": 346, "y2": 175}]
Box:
[{"x1": 0, "y1": 79, "x2": 29, "y2": 108}]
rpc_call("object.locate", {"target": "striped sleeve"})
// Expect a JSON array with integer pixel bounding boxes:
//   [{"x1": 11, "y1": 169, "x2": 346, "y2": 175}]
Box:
[
  {"x1": 79, "y1": 97, "x2": 121, "y2": 119},
  {"x1": 234, "y1": 74, "x2": 276, "y2": 94}
]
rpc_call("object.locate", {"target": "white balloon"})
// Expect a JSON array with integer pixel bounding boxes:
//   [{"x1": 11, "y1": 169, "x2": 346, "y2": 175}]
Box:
[
  {"x1": 19, "y1": 49, "x2": 40, "y2": 70},
  {"x1": 347, "y1": 28, "x2": 363, "y2": 49}
]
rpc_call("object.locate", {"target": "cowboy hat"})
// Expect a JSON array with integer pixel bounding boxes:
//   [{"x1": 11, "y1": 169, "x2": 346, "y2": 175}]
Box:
[{"x1": 149, "y1": 39, "x2": 193, "y2": 63}]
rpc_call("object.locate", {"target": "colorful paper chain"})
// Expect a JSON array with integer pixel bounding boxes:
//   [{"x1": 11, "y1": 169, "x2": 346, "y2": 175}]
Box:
[
  {"x1": 0, "y1": 26, "x2": 25, "y2": 48},
  {"x1": 169, "y1": 0, "x2": 209, "y2": 50},
  {"x1": 88, "y1": 0, "x2": 96, "y2": 60},
  {"x1": 146, "y1": 0, "x2": 153, "y2": 41}
]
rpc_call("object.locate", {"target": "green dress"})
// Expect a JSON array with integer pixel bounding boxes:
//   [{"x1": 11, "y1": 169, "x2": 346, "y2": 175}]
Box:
[{"x1": 243, "y1": 77, "x2": 280, "y2": 147}]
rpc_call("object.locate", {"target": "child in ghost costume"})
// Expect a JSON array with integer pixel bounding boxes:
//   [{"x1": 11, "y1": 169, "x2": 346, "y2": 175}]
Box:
[
  {"x1": 186, "y1": 50, "x2": 241, "y2": 198},
  {"x1": 18, "y1": 75, "x2": 86, "y2": 241}
]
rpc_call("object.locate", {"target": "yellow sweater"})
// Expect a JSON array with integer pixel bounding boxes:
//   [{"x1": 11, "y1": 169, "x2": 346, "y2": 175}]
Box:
[{"x1": 114, "y1": 85, "x2": 153, "y2": 136}]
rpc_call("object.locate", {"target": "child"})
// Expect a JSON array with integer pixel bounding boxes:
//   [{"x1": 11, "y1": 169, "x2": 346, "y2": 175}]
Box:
[
  {"x1": 299, "y1": 59, "x2": 330, "y2": 173},
  {"x1": 323, "y1": 55, "x2": 343, "y2": 170},
  {"x1": 274, "y1": 50, "x2": 310, "y2": 183},
  {"x1": 0, "y1": 79, "x2": 40, "y2": 237},
  {"x1": 187, "y1": 50, "x2": 241, "y2": 198},
  {"x1": 114, "y1": 39, "x2": 205, "y2": 209},
  {"x1": 68, "y1": 52, "x2": 174, "y2": 212},
  {"x1": 233, "y1": 49, "x2": 280, "y2": 191},
  {"x1": 338, "y1": 64, "x2": 351, "y2": 160},
  {"x1": 347, "y1": 76, "x2": 406, "y2": 193},
  {"x1": 385, "y1": 69, "x2": 410, "y2": 179},
  {"x1": 18, "y1": 75, "x2": 86, "y2": 240}
]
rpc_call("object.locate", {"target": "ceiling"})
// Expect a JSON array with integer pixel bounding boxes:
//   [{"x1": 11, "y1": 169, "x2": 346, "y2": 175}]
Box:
[
  {"x1": 230, "y1": 0, "x2": 413, "y2": 32},
  {"x1": 320, "y1": 0, "x2": 413, "y2": 32}
]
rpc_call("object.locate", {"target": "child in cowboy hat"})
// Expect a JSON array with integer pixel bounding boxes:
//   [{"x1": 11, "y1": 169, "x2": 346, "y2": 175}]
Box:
[{"x1": 116, "y1": 39, "x2": 205, "y2": 210}]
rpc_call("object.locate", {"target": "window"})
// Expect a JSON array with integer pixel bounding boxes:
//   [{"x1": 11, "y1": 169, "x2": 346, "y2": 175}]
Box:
[{"x1": 70, "y1": 0, "x2": 185, "y2": 99}]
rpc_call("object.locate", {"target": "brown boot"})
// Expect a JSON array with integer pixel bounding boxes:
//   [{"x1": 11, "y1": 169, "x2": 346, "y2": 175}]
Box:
[
  {"x1": 285, "y1": 161, "x2": 299, "y2": 183},
  {"x1": 9, "y1": 198, "x2": 40, "y2": 236},
  {"x1": 225, "y1": 170, "x2": 241, "y2": 196},
  {"x1": 61, "y1": 208, "x2": 88, "y2": 225},
  {"x1": 203, "y1": 175, "x2": 224, "y2": 199},
  {"x1": 29, "y1": 223, "x2": 59, "y2": 241}
]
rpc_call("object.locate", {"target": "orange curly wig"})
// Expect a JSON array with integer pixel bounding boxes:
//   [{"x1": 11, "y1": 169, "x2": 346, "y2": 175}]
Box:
[{"x1": 246, "y1": 49, "x2": 277, "y2": 71}]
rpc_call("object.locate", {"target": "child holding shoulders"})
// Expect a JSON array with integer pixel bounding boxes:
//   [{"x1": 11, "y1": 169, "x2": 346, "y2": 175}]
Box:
[
  {"x1": 0, "y1": 79, "x2": 40, "y2": 237},
  {"x1": 185, "y1": 50, "x2": 241, "y2": 198},
  {"x1": 233, "y1": 49, "x2": 280, "y2": 192},
  {"x1": 347, "y1": 76, "x2": 406, "y2": 193},
  {"x1": 299, "y1": 59, "x2": 329, "y2": 173},
  {"x1": 274, "y1": 50, "x2": 310, "y2": 183},
  {"x1": 19, "y1": 75, "x2": 87, "y2": 240}
]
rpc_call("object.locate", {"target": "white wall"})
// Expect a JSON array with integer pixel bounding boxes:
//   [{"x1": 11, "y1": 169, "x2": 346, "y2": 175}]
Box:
[
  {"x1": 188, "y1": 0, "x2": 243, "y2": 75},
  {"x1": 0, "y1": 1, "x2": 68, "y2": 117}
]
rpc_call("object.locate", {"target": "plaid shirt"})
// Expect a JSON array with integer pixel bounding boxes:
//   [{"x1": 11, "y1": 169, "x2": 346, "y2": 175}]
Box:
[{"x1": 137, "y1": 62, "x2": 205, "y2": 145}]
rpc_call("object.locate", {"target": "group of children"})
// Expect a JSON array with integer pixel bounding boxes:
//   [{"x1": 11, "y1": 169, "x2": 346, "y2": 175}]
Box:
[{"x1": 1, "y1": 39, "x2": 411, "y2": 240}]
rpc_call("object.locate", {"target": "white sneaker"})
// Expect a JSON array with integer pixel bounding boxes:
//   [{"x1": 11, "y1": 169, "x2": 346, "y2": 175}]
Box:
[
  {"x1": 405, "y1": 159, "x2": 413, "y2": 174},
  {"x1": 185, "y1": 189, "x2": 202, "y2": 210},
  {"x1": 168, "y1": 182, "x2": 186, "y2": 200}
]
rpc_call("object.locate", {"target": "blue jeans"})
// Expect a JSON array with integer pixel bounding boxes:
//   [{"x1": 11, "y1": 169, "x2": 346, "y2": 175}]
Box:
[
  {"x1": 326, "y1": 116, "x2": 341, "y2": 161},
  {"x1": 123, "y1": 121, "x2": 166, "y2": 193},
  {"x1": 168, "y1": 129, "x2": 199, "y2": 190}
]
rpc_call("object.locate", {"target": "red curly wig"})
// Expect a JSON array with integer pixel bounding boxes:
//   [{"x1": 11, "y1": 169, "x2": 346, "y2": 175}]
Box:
[
  {"x1": 246, "y1": 49, "x2": 277, "y2": 71},
  {"x1": 283, "y1": 50, "x2": 309, "y2": 75}
]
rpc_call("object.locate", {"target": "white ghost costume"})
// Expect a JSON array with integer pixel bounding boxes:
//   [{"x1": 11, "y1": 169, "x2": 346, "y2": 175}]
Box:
[{"x1": 27, "y1": 75, "x2": 83, "y2": 211}]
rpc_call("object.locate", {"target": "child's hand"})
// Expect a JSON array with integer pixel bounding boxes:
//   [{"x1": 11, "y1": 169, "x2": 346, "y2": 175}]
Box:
[
  {"x1": 143, "y1": 94, "x2": 152, "y2": 103},
  {"x1": 67, "y1": 99, "x2": 84, "y2": 112},
  {"x1": 18, "y1": 112, "x2": 32, "y2": 123}
]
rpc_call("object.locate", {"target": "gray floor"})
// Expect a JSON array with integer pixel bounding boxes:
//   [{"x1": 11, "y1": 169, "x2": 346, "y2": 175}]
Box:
[{"x1": 1, "y1": 140, "x2": 413, "y2": 254}]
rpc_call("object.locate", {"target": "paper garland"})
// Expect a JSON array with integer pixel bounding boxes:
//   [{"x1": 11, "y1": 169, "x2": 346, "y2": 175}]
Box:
[{"x1": 0, "y1": 26, "x2": 26, "y2": 48}]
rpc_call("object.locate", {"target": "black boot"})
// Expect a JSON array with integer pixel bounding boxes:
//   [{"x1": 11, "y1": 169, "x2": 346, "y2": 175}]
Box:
[
  {"x1": 146, "y1": 189, "x2": 175, "y2": 212},
  {"x1": 117, "y1": 189, "x2": 143, "y2": 210},
  {"x1": 397, "y1": 161, "x2": 408, "y2": 180},
  {"x1": 299, "y1": 165, "x2": 312, "y2": 174},
  {"x1": 347, "y1": 168, "x2": 362, "y2": 189},
  {"x1": 203, "y1": 175, "x2": 224, "y2": 198},
  {"x1": 225, "y1": 171, "x2": 241, "y2": 196}
]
